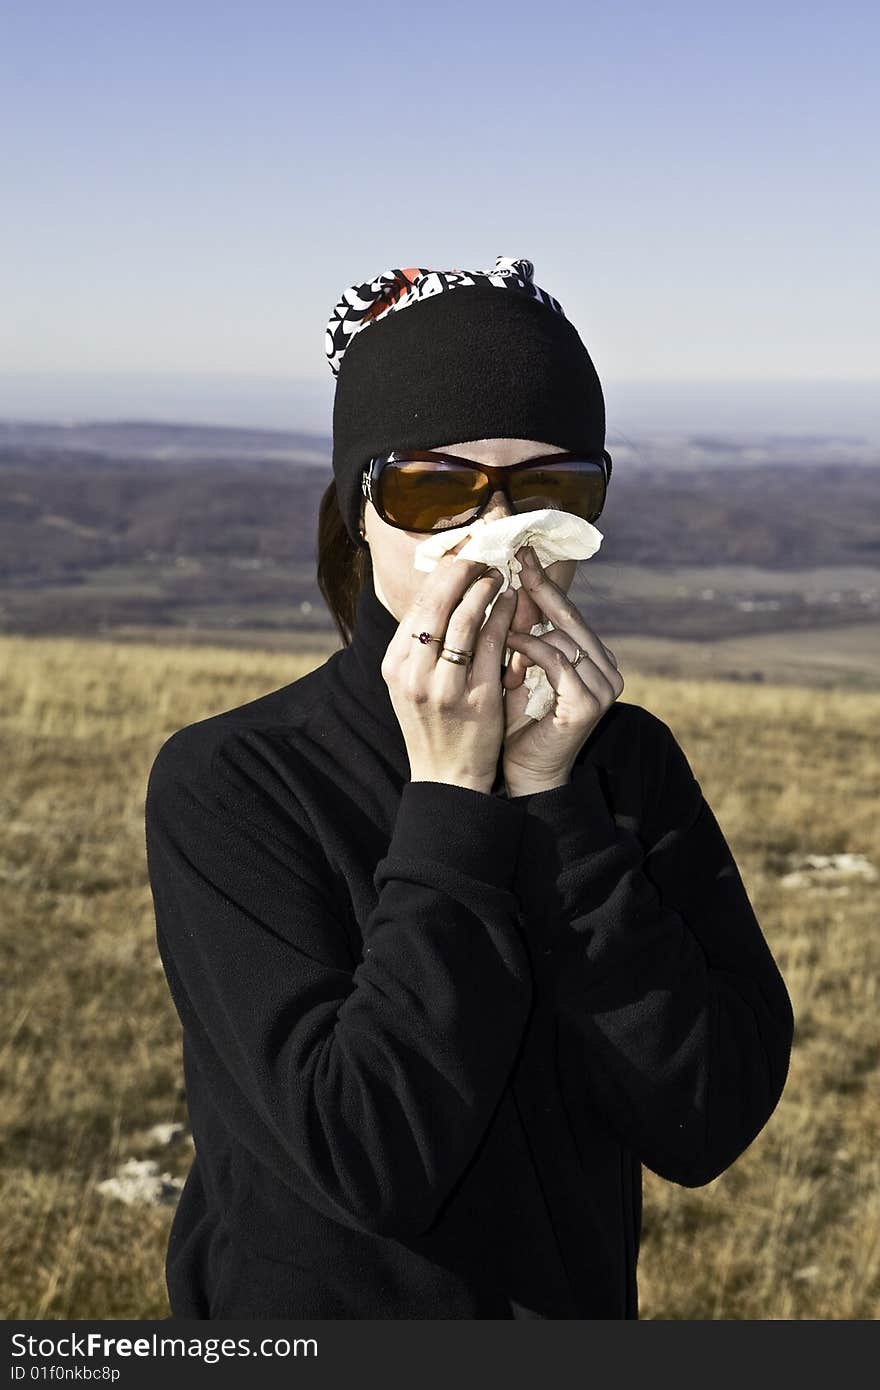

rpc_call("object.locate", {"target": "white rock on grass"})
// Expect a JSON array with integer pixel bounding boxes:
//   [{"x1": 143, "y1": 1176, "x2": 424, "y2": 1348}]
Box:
[
  {"x1": 96, "y1": 1157, "x2": 184, "y2": 1207},
  {"x1": 145, "y1": 1121, "x2": 191, "y2": 1148},
  {"x1": 780, "y1": 853, "x2": 878, "y2": 889}
]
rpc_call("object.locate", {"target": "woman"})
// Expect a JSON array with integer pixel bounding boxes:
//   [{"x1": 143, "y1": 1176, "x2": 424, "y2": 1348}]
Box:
[{"x1": 145, "y1": 256, "x2": 795, "y2": 1319}]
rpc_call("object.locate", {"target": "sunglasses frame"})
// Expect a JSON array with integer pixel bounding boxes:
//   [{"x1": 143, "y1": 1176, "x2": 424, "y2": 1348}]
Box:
[{"x1": 361, "y1": 447, "x2": 612, "y2": 534}]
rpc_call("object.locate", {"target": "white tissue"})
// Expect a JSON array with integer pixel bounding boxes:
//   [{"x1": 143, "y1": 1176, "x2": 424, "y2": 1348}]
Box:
[
  {"x1": 412, "y1": 508, "x2": 603, "y2": 721},
  {"x1": 412, "y1": 507, "x2": 602, "y2": 590},
  {"x1": 521, "y1": 618, "x2": 558, "y2": 720}
]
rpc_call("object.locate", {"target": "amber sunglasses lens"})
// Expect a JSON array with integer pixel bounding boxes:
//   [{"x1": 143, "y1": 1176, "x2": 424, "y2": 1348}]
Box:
[
  {"x1": 508, "y1": 459, "x2": 607, "y2": 522},
  {"x1": 376, "y1": 458, "x2": 606, "y2": 531},
  {"x1": 378, "y1": 461, "x2": 490, "y2": 531}
]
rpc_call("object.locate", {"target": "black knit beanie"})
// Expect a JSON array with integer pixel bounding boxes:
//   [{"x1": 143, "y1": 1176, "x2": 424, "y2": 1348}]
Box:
[{"x1": 324, "y1": 256, "x2": 608, "y2": 548}]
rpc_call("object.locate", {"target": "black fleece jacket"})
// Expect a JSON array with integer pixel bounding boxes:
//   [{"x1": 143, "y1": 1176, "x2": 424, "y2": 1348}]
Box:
[{"x1": 144, "y1": 574, "x2": 794, "y2": 1319}]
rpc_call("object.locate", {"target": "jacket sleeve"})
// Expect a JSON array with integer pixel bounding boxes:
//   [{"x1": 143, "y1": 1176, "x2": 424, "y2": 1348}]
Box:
[
  {"x1": 511, "y1": 712, "x2": 794, "y2": 1188},
  {"x1": 145, "y1": 729, "x2": 534, "y2": 1241}
]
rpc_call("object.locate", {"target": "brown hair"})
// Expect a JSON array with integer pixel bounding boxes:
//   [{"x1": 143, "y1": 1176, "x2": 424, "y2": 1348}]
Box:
[{"x1": 316, "y1": 480, "x2": 372, "y2": 646}]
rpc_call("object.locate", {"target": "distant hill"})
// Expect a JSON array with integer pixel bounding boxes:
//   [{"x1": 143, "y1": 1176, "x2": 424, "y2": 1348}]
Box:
[
  {"x1": 1, "y1": 419, "x2": 878, "y2": 642},
  {"x1": 0, "y1": 418, "x2": 332, "y2": 462},
  {"x1": 1, "y1": 416, "x2": 877, "y2": 466}
]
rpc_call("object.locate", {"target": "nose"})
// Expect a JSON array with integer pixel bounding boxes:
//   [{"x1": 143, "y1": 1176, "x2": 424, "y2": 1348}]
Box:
[
  {"x1": 481, "y1": 486, "x2": 513, "y2": 525},
  {"x1": 481, "y1": 490, "x2": 543, "y2": 635}
]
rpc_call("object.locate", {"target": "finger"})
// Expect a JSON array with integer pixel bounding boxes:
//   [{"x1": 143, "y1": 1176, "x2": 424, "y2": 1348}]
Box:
[
  {"x1": 536, "y1": 627, "x2": 590, "y2": 669},
  {"x1": 519, "y1": 549, "x2": 620, "y2": 684},
  {"x1": 469, "y1": 582, "x2": 519, "y2": 686},
  {"x1": 397, "y1": 542, "x2": 494, "y2": 666},
  {"x1": 434, "y1": 570, "x2": 508, "y2": 684},
  {"x1": 503, "y1": 631, "x2": 620, "y2": 710},
  {"x1": 543, "y1": 627, "x2": 617, "y2": 684},
  {"x1": 502, "y1": 651, "x2": 528, "y2": 690},
  {"x1": 503, "y1": 625, "x2": 560, "y2": 691}
]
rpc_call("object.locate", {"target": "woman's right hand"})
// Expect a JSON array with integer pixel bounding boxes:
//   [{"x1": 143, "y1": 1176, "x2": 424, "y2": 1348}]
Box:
[{"x1": 380, "y1": 544, "x2": 520, "y2": 794}]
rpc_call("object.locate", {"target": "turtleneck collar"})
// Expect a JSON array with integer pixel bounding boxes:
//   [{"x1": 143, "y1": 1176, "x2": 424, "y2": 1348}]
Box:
[
  {"x1": 330, "y1": 573, "x2": 410, "y2": 777},
  {"x1": 341, "y1": 573, "x2": 401, "y2": 722},
  {"x1": 331, "y1": 571, "x2": 508, "y2": 796}
]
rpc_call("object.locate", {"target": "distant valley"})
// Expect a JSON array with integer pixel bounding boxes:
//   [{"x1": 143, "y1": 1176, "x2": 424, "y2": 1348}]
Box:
[{"x1": 1, "y1": 418, "x2": 878, "y2": 686}]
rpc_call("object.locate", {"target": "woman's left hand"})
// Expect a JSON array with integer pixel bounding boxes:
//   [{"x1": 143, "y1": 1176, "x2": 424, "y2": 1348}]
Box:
[{"x1": 501, "y1": 547, "x2": 624, "y2": 796}]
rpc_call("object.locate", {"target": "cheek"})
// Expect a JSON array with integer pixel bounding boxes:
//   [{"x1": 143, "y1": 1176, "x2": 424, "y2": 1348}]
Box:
[{"x1": 375, "y1": 535, "x2": 422, "y2": 596}]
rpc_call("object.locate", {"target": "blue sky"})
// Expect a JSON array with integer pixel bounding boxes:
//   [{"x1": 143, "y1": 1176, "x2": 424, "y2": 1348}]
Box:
[{"x1": 1, "y1": 0, "x2": 877, "y2": 432}]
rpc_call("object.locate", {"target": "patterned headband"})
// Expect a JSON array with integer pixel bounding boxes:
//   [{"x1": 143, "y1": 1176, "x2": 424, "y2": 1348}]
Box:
[{"x1": 324, "y1": 255, "x2": 570, "y2": 378}]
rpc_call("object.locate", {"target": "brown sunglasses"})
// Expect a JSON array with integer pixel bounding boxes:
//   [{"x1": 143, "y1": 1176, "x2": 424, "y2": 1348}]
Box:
[{"x1": 361, "y1": 448, "x2": 612, "y2": 534}]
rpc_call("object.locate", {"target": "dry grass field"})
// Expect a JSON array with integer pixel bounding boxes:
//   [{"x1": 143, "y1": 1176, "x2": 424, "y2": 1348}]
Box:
[{"x1": 1, "y1": 631, "x2": 878, "y2": 1320}]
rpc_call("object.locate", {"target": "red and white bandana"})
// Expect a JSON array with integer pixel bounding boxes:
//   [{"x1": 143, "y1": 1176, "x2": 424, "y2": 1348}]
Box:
[{"x1": 324, "y1": 255, "x2": 569, "y2": 378}]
